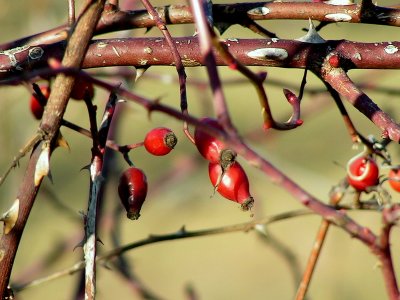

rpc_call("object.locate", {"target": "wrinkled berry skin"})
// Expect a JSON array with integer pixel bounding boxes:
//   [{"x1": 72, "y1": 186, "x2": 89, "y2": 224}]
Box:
[
  {"x1": 347, "y1": 156, "x2": 379, "y2": 191},
  {"x1": 144, "y1": 127, "x2": 177, "y2": 156},
  {"x1": 118, "y1": 167, "x2": 148, "y2": 220},
  {"x1": 208, "y1": 161, "x2": 254, "y2": 211},
  {"x1": 30, "y1": 85, "x2": 51, "y2": 119},
  {"x1": 388, "y1": 168, "x2": 400, "y2": 192},
  {"x1": 194, "y1": 118, "x2": 236, "y2": 166}
]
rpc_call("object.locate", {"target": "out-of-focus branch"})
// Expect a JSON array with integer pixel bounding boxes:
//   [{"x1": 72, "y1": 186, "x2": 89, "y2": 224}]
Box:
[
  {"x1": 14, "y1": 209, "x2": 313, "y2": 292},
  {"x1": 3, "y1": 2, "x2": 400, "y2": 50}
]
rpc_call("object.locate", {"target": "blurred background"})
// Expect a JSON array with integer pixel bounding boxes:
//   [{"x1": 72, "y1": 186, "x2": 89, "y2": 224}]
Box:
[{"x1": 1, "y1": 1, "x2": 400, "y2": 299}]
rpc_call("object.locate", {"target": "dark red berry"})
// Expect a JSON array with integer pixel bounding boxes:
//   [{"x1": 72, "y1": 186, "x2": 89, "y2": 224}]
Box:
[
  {"x1": 208, "y1": 161, "x2": 254, "y2": 211},
  {"x1": 347, "y1": 156, "x2": 379, "y2": 191},
  {"x1": 30, "y1": 85, "x2": 51, "y2": 120},
  {"x1": 70, "y1": 80, "x2": 94, "y2": 100},
  {"x1": 388, "y1": 168, "x2": 400, "y2": 192},
  {"x1": 118, "y1": 167, "x2": 148, "y2": 220},
  {"x1": 194, "y1": 118, "x2": 236, "y2": 166},
  {"x1": 144, "y1": 127, "x2": 177, "y2": 156}
]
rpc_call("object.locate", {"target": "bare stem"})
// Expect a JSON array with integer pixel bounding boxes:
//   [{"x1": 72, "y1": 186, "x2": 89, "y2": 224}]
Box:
[
  {"x1": 295, "y1": 220, "x2": 330, "y2": 300},
  {"x1": 14, "y1": 209, "x2": 312, "y2": 292}
]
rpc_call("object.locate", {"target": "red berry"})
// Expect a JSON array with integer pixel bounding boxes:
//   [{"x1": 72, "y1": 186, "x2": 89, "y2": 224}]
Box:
[
  {"x1": 118, "y1": 167, "x2": 148, "y2": 220},
  {"x1": 30, "y1": 85, "x2": 51, "y2": 120},
  {"x1": 388, "y1": 168, "x2": 400, "y2": 192},
  {"x1": 144, "y1": 127, "x2": 177, "y2": 156},
  {"x1": 346, "y1": 156, "x2": 379, "y2": 191},
  {"x1": 194, "y1": 118, "x2": 236, "y2": 165},
  {"x1": 208, "y1": 161, "x2": 254, "y2": 211},
  {"x1": 70, "y1": 80, "x2": 94, "y2": 100}
]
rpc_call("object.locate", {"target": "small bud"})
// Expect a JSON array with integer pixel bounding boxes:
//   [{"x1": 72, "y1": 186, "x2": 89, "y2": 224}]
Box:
[
  {"x1": 283, "y1": 89, "x2": 298, "y2": 104},
  {"x1": 328, "y1": 54, "x2": 341, "y2": 68}
]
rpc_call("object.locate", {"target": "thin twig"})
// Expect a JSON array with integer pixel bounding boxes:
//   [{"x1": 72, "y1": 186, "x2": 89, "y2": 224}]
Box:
[
  {"x1": 295, "y1": 219, "x2": 330, "y2": 300},
  {"x1": 190, "y1": 0, "x2": 234, "y2": 133},
  {"x1": 140, "y1": 0, "x2": 192, "y2": 143},
  {"x1": 14, "y1": 209, "x2": 312, "y2": 292},
  {"x1": 83, "y1": 91, "x2": 118, "y2": 300},
  {"x1": 0, "y1": 133, "x2": 43, "y2": 187},
  {"x1": 68, "y1": 0, "x2": 76, "y2": 26},
  {"x1": 321, "y1": 68, "x2": 400, "y2": 142}
]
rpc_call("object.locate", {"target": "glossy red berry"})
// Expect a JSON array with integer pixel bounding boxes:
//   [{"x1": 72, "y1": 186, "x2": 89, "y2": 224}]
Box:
[
  {"x1": 118, "y1": 167, "x2": 148, "y2": 220},
  {"x1": 194, "y1": 117, "x2": 236, "y2": 166},
  {"x1": 208, "y1": 161, "x2": 254, "y2": 211},
  {"x1": 346, "y1": 156, "x2": 379, "y2": 191},
  {"x1": 144, "y1": 127, "x2": 177, "y2": 156},
  {"x1": 388, "y1": 168, "x2": 400, "y2": 192},
  {"x1": 30, "y1": 85, "x2": 50, "y2": 119},
  {"x1": 70, "y1": 80, "x2": 94, "y2": 100}
]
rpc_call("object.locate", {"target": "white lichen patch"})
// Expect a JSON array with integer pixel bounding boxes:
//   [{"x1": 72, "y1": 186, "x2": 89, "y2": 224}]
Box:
[
  {"x1": 247, "y1": 7, "x2": 270, "y2": 15},
  {"x1": 28, "y1": 47, "x2": 44, "y2": 60},
  {"x1": 247, "y1": 48, "x2": 288, "y2": 61},
  {"x1": 96, "y1": 42, "x2": 108, "y2": 48},
  {"x1": 0, "y1": 45, "x2": 30, "y2": 70},
  {"x1": 112, "y1": 46, "x2": 121, "y2": 57},
  {"x1": 325, "y1": 0, "x2": 354, "y2": 5},
  {"x1": 353, "y1": 52, "x2": 362, "y2": 60},
  {"x1": 325, "y1": 13, "x2": 352, "y2": 22},
  {"x1": 144, "y1": 47, "x2": 153, "y2": 54},
  {"x1": 384, "y1": 44, "x2": 399, "y2": 54}
]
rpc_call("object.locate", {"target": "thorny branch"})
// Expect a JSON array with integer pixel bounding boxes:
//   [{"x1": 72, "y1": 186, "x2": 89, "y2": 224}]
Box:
[
  {"x1": 2, "y1": 1, "x2": 400, "y2": 300},
  {"x1": 0, "y1": 0, "x2": 106, "y2": 296}
]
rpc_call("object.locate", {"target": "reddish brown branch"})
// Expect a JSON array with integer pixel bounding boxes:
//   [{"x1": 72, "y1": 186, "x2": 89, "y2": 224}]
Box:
[
  {"x1": 3, "y1": 2, "x2": 400, "y2": 51},
  {"x1": 321, "y1": 68, "x2": 400, "y2": 142},
  {"x1": 3, "y1": 39, "x2": 400, "y2": 79},
  {"x1": 0, "y1": 0, "x2": 106, "y2": 296}
]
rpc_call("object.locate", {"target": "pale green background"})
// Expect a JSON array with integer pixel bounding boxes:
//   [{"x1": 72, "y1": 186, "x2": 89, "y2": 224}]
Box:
[{"x1": 1, "y1": 1, "x2": 400, "y2": 299}]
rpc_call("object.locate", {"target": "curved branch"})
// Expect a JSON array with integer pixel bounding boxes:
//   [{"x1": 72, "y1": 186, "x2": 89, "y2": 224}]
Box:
[{"x1": 321, "y1": 67, "x2": 400, "y2": 142}]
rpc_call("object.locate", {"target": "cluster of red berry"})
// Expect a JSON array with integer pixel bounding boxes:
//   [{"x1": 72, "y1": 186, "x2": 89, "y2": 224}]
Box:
[
  {"x1": 34, "y1": 84, "x2": 400, "y2": 218},
  {"x1": 118, "y1": 127, "x2": 177, "y2": 220},
  {"x1": 194, "y1": 118, "x2": 254, "y2": 211},
  {"x1": 117, "y1": 117, "x2": 254, "y2": 220}
]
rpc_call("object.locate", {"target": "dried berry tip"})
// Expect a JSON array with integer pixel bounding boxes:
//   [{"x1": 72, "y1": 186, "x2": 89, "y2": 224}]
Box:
[
  {"x1": 127, "y1": 211, "x2": 141, "y2": 220},
  {"x1": 165, "y1": 132, "x2": 178, "y2": 149},
  {"x1": 220, "y1": 149, "x2": 237, "y2": 168},
  {"x1": 240, "y1": 197, "x2": 254, "y2": 211}
]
